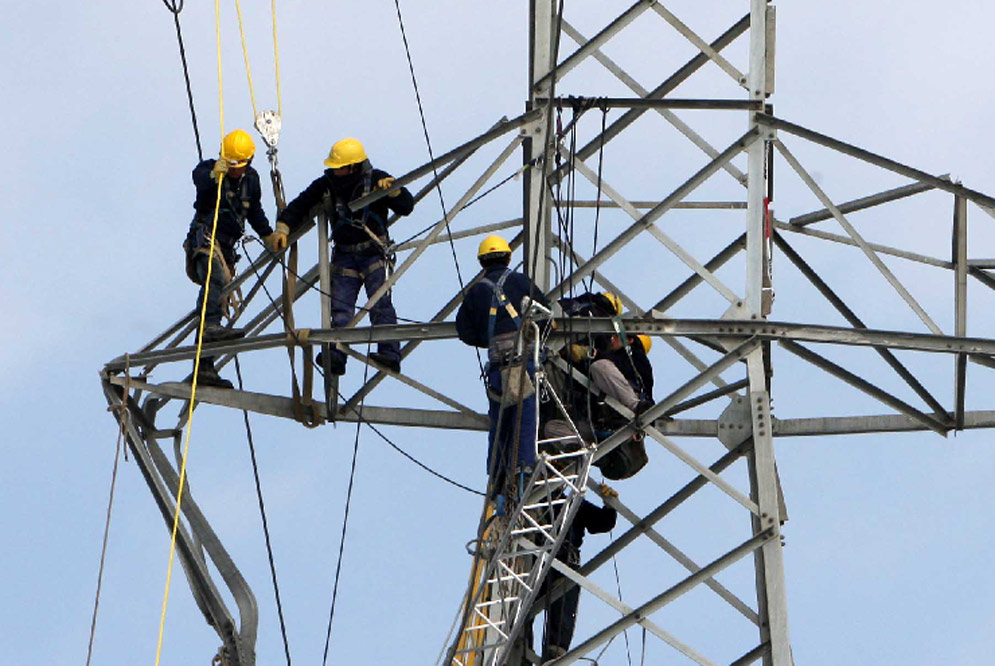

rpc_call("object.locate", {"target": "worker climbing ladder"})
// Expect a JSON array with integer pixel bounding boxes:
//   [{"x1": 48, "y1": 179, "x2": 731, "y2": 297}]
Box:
[
  {"x1": 448, "y1": 310, "x2": 598, "y2": 666},
  {"x1": 451, "y1": 443, "x2": 595, "y2": 666}
]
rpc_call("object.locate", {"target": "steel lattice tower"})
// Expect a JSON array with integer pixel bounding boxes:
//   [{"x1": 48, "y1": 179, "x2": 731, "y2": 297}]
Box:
[{"x1": 102, "y1": 2, "x2": 995, "y2": 665}]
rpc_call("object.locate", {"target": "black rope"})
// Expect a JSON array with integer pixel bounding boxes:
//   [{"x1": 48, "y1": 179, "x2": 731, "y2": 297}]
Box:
[
  {"x1": 234, "y1": 357, "x2": 293, "y2": 666},
  {"x1": 320, "y1": 334, "x2": 372, "y2": 666},
  {"x1": 162, "y1": 0, "x2": 203, "y2": 161},
  {"x1": 85, "y1": 410, "x2": 125, "y2": 666},
  {"x1": 588, "y1": 106, "x2": 608, "y2": 293}
]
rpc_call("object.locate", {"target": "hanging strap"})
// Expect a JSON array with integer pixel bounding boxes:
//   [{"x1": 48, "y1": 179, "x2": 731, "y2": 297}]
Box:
[
  {"x1": 285, "y1": 328, "x2": 322, "y2": 428},
  {"x1": 609, "y1": 315, "x2": 646, "y2": 397}
]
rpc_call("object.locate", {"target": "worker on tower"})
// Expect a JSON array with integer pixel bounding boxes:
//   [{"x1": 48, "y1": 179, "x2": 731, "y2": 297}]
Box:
[
  {"x1": 273, "y1": 138, "x2": 414, "y2": 374},
  {"x1": 547, "y1": 333, "x2": 655, "y2": 479},
  {"x1": 184, "y1": 129, "x2": 284, "y2": 389},
  {"x1": 456, "y1": 235, "x2": 550, "y2": 502}
]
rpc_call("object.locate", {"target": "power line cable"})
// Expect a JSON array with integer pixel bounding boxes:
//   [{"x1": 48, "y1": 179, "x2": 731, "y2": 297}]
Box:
[
  {"x1": 320, "y1": 335, "x2": 372, "y2": 666},
  {"x1": 234, "y1": 357, "x2": 293, "y2": 666},
  {"x1": 85, "y1": 381, "x2": 128, "y2": 666}
]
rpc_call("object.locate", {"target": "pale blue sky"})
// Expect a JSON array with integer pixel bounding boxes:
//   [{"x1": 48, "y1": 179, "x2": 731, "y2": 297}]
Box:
[{"x1": 3, "y1": 2, "x2": 995, "y2": 665}]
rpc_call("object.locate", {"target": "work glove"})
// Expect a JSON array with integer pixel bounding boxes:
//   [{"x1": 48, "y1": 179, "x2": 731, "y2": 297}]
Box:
[
  {"x1": 211, "y1": 159, "x2": 229, "y2": 181},
  {"x1": 266, "y1": 222, "x2": 290, "y2": 253},
  {"x1": 598, "y1": 483, "x2": 618, "y2": 500},
  {"x1": 377, "y1": 176, "x2": 399, "y2": 197},
  {"x1": 568, "y1": 343, "x2": 589, "y2": 364}
]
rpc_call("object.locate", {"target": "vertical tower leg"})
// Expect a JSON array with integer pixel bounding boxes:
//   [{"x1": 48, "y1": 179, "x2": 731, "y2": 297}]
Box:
[
  {"x1": 745, "y1": 2, "x2": 791, "y2": 664},
  {"x1": 525, "y1": 0, "x2": 555, "y2": 291}
]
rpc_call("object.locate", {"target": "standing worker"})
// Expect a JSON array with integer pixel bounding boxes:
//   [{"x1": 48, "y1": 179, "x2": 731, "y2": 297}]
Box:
[
  {"x1": 456, "y1": 235, "x2": 549, "y2": 502},
  {"x1": 275, "y1": 138, "x2": 414, "y2": 375},
  {"x1": 184, "y1": 129, "x2": 285, "y2": 389}
]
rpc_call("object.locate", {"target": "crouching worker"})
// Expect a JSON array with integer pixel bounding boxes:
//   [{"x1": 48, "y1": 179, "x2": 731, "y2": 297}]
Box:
[
  {"x1": 276, "y1": 138, "x2": 414, "y2": 375},
  {"x1": 456, "y1": 235, "x2": 550, "y2": 504},
  {"x1": 183, "y1": 129, "x2": 286, "y2": 389},
  {"x1": 547, "y1": 334, "x2": 655, "y2": 479}
]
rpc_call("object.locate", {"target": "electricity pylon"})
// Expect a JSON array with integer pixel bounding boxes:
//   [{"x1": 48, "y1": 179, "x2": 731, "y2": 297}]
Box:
[{"x1": 102, "y1": 2, "x2": 995, "y2": 664}]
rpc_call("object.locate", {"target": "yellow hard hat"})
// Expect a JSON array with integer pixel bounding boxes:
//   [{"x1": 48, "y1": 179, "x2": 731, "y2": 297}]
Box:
[
  {"x1": 477, "y1": 235, "x2": 512, "y2": 259},
  {"x1": 324, "y1": 138, "x2": 368, "y2": 169},
  {"x1": 636, "y1": 334, "x2": 652, "y2": 353},
  {"x1": 220, "y1": 129, "x2": 255, "y2": 167},
  {"x1": 602, "y1": 292, "x2": 623, "y2": 315}
]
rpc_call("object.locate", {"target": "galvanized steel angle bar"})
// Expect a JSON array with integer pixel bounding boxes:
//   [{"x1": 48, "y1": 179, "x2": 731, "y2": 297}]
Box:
[
  {"x1": 560, "y1": 19, "x2": 749, "y2": 187},
  {"x1": 600, "y1": 479, "x2": 760, "y2": 624},
  {"x1": 772, "y1": 219, "x2": 952, "y2": 269},
  {"x1": 338, "y1": 345, "x2": 479, "y2": 415},
  {"x1": 953, "y1": 196, "x2": 968, "y2": 428},
  {"x1": 568, "y1": 14, "x2": 751, "y2": 167},
  {"x1": 100, "y1": 382, "x2": 249, "y2": 654},
  {"x1": 546, "y1": 528, "x2": 776, "y2": 666},
  {"x1": 349, "y1": 110, "x2": 542, "y2": 211},
  {"x1": 649, "y1": 2, "x2": 747, "y2": 86},
  {"x1": 779, "y1": 339, "x2": 948, "y2": 435},
  {"x1": 547, "y1": 557, "x2": 720, "y2": 666},
  {"x1": 775, "y1": 138, "x2": 944, "y2": 335},
  {"x1": 348, "y1": 136, "x2": 524, "y2": 330},
  {"x1": 643, "y1": 424, "x2": 760, "y2": 515},
  {"x1": 756, "y1": 114, "x2": 995, "y2": 211},
  {"x1": 533, "y1": 0, "x2": 652, "y2": 93},
  {"x1": 772, "y1": 231, "x2": 948, "y2": 420},
  {"x1": 571, "y1": 158, "x2": 742, "y2": 304},
  {"x1": 744, "y1": 349, "x2": 791, "y2": 666},
  {"x1": 550, "y1": 128, "x2": 762, "y2": 298},
  {"x1": 788, "y1": 179, "x2": 941, "y2": 227}
]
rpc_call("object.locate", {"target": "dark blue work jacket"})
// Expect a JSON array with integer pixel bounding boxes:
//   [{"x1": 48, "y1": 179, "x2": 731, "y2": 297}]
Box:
[
  {"x1": 456, "y1": 267, "x2": 548, "y2": 348},
  {"x1": 278, "y1": 167, "x2": 414, "y2": 252},
  {"x1": 189, "y1": 160, "x2": 272, "y2": 250}
]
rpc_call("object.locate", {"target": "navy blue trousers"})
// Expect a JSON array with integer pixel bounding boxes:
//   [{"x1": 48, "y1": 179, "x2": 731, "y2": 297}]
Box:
[{"x1": 328, "y1": 251, "x2": 400, "y2": 366}]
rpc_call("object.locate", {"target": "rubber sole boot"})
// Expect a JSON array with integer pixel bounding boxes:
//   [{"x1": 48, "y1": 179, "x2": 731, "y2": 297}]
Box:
[
  {"x1": 202, "y1": 324, "x2": 246, "y2": 343},
  {"x1": 315, "y1": 351, "x2": 346, "y2": 376},
  {"x1": 369, "y1": 351, "x2": 401, "y2": 373},
  {"x1": 194, "y1": 365, "x2": 234, "y2": 389}
]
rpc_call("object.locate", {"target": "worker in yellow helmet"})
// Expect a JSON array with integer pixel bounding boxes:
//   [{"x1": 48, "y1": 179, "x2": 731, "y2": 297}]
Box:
[
  {"x1": 274, "y1": 138, "x2": 414, "y2": 375},
  {"x1": 183, "y1": 129, "x2": 284, "y2": 389},
  {"x1": 456, "y1": 235, "x2": 550, "y2": 509}
]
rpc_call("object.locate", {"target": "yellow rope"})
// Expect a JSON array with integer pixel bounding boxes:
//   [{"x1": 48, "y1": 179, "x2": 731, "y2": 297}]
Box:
[
  {"x1": 153, "y1": 1, "x2": 227, "y2": 664},
  {"x1": 233, "y1": 0, "x2": 258, "y2": 119},
  {"x1": 271, "y1": 0, "x2": 282, "y2": 116}
]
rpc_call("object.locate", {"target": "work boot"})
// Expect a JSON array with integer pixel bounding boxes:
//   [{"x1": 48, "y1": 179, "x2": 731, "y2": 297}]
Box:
[
  {"x1": 315, "y1": 351, "x2": 346, "y2": 376},
  {"x1": 189, "y1": 365, "x2": 234, "y2": 389},
  {"x1": 634, "y1": 398, "x2": 654, "y2": 416},
  {"x1": 202, "y1": 324, "x2": 246, "y2": 343},
  {"x1": 368, "y1": 351, "x2": 401, "y2": 373}
]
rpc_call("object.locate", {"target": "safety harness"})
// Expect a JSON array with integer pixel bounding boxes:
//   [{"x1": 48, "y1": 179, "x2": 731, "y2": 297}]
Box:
[{"x1": 323, "y1": 165, "x2": 397, "y2": 270}]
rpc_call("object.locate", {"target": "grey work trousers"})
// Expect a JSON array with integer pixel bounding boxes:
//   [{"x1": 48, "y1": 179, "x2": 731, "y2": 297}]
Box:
[{"x1": 590, "y1": 359, "x2": 640, "y2": 410}]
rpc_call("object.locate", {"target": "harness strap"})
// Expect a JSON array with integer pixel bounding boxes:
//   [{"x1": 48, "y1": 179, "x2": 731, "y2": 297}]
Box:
[
  {"x1": 484, "y1": 270, "x2": 522, "y2": 343},
  {"x1": 331, "y1": 259, "x2": 386, "y2": 280}
]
